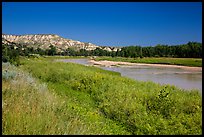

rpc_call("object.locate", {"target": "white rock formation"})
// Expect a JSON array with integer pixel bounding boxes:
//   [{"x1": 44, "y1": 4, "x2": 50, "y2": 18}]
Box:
[{"x1": 2, "y1": 34, "x2": 121, "y2": 52}]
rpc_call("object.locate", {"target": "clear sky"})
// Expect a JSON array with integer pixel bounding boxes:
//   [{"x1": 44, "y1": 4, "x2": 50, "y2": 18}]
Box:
[{"x1": 2, "y1": 2, "x2": 202, "y2": 47}]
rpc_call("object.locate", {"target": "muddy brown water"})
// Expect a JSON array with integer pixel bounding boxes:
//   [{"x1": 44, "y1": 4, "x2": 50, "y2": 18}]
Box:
[{"x1": 56, "y1": 59, "x2": 202, "y2": 94}]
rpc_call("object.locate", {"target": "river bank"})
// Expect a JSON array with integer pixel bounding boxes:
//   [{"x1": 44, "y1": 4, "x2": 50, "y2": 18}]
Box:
[
  {"x1": 8, "y1": 57, "x2": 201, "y2": 135},
  {"x1": 89, "y1": 60, "x2": 202, "y2": 71}
]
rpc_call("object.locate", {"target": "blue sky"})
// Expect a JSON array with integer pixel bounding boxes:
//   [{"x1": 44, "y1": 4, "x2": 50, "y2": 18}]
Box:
[{"x1": 2, "y1": 2, "x2": 202, "y2": 47}]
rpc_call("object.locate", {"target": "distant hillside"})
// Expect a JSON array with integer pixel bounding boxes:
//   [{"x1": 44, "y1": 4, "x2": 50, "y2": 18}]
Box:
[{"x1": 2, "y1": 34, "x2": 120, "y2": 52}]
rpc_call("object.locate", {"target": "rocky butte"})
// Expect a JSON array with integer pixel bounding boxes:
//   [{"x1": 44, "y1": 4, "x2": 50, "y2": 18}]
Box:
[{"x1": 2, "y1": 34, "x2": 121, "y2": 52}]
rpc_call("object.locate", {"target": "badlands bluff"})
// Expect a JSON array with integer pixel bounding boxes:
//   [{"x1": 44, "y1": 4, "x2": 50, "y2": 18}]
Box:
[{"x1": 2, "y1": 34, "x2": 120, "y2": 52}]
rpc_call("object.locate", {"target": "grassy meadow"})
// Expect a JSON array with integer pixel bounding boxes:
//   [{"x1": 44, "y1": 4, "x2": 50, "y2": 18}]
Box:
[
  {"x1": 2, "y1": 56, "x2": 202, "y2": 135},
  {"x1": 94, "y1": 57, "x2": 202, "y2": 67}
]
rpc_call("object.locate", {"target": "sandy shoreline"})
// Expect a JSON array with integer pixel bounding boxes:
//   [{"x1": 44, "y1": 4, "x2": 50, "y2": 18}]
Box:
[{"x1": 89, "y1": 60, "x2": 202, "y2": 71}]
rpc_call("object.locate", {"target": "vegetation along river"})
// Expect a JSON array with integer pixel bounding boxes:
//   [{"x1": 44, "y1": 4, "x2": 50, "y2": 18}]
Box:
[{"x1": 56, "y1": 59, "x2": 202, "y2": 93}]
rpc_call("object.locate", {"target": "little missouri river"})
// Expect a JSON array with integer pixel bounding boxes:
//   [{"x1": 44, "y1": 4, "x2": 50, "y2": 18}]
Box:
[{"x1": 56, "y1": 58, "x2": 202, "y2": 94}]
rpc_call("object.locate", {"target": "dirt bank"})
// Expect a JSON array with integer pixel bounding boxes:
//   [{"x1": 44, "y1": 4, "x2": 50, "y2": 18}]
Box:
[{"x1": 89, "y1": 60, "x2": 202, "y2": 71}]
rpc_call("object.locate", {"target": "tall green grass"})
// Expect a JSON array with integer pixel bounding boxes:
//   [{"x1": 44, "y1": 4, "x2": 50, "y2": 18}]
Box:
[
  {"x1": 95, "y1": 57, "x2": 202, "y2": 67},
  {"x1": 2, "y1": 62, "x2": 129, "y2": 135},
  {"x1": 2, "y1": 57, "x2": 202, "y2": 135}
]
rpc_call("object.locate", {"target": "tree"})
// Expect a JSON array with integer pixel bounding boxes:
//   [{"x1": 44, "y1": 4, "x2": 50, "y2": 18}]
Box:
[
  {"x1": 2, "y1": 44, "x2": 20, "y2": 66},
  {"x1": 66, "y1": 48, "x2": 76, "y2": 56},
  {"x1": 48, "y1": 45, "x2": 56, "y2": 56},
  {"x1": 36, "y1": 47, "x2": 45, "y2": 55}
]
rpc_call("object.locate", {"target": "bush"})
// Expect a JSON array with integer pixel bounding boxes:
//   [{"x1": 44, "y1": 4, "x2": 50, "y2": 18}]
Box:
[
  {"x1": 2, "y1": 44, "x2": 21, "y2": 66},
  {"x1": 2, "y1": 70, "x2": 17, "y2": 80}
]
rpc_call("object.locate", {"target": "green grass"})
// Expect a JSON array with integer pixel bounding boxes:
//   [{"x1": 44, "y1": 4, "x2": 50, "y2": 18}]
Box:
[
  {"x1": 2, "y1": 61, "x2": 128, "y2": 135},
  {"x1": 2, "y1": 57, "x2": 202, "y2": 135},
  {"x1": 94, "y1": 57, "x2": 202, "y2": 67}
]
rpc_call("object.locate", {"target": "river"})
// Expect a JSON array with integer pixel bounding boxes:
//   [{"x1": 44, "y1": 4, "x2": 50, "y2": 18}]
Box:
[{"x1": 56, "y1": 58, "x2": 202, "y2": 93}]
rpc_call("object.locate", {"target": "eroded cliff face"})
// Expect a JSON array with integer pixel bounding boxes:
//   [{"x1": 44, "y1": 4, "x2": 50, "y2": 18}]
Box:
[
  {"x1": 2, "y1": 34, "x2": 121, "y2": 52},
  {"x1": 2, "y1": 34, "x2": 100, "y2": 51}
]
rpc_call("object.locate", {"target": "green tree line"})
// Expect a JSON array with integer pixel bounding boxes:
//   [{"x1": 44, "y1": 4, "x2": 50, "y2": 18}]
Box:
[
  {"x1": 118, "y1": 42, "x2": 202, "y2": 58},
  {"x1": 2, "y1": 42, "x2": 202, "y2": 65},
  {"x1": 48, "y1": 42, "x2": 202, "y2": 58}
]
